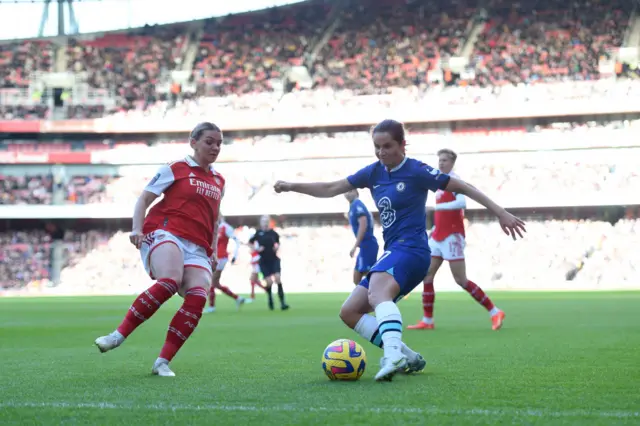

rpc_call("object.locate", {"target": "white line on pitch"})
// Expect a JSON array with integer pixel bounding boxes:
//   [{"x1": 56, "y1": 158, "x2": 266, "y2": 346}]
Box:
[{"x1": 0, "y1": 402, "x2": 638, "y2": 419}]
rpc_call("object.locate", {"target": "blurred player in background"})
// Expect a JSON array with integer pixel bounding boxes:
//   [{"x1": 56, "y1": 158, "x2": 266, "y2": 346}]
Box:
[
  {"x1": 248, "y1": 245, "x2": 267, "y2": 300},
  {"x1": 345, "y1": 189, "x2": 379, "y2": 285},
  {"x1": 274, "y1": 119, "x2": 525, "y2": 381},
  {"x1": 408, "y1": 149, "x2": 505, "y2": 331},
  {"x1": 205, "y1": 215, "x2": 248, "y2": 313},
  {"x1": 249, "y1": 215, "x2": 289, "y2": 311},
  {"x1": 94, "y1": 122, "x2": 225, "y2": 377}
]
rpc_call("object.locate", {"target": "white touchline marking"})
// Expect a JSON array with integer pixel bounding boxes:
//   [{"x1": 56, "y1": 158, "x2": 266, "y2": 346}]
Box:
[{"x1": 0, "y1": 402, "x2": 638, "y2": 419}]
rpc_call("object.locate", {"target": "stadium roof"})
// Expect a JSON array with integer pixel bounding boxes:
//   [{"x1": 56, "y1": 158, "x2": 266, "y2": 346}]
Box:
[{"x1": 0, "y1": 0, "x2": 306, "y2": 40}]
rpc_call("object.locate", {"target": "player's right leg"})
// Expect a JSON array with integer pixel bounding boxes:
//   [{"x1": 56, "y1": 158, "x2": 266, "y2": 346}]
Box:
[
  {"x1": 263, "y1": 275, "x2": 275, "y2": 310},
  {"x1": 210, "y1": 259, "x2": 246, "y2": 311},
  {"x1": 407, "y1": 256, "x2": 443, "y2": 330},
  {"x1": 95, "y1": 235, "x2": 183, "y2": 354},
  {"x1": 205, "y1": 268, "x2": 223, "y2": 313}
]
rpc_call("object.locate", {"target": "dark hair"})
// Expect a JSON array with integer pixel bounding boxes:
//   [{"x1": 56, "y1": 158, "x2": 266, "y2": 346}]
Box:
[
  {"x1": 437, "y1": 148, "x2": 457, "y2": 163},
  {"x1": 190, "y1": 122, "x2": 220, "y2": 140},
  {"x1": 371, "y1": 119, "x2": 406, "y2": 144}
]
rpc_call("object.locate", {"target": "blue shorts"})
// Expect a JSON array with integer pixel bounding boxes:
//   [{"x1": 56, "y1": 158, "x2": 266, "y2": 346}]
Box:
[
  {"x1": 355, "y1": 240, "x2": 379, "y2": 273},
  {"x1": 358, "y1": 246, "x2": 431, "y2": 302}
]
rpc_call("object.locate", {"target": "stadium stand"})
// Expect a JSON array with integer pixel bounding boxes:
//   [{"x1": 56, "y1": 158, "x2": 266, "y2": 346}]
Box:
[{"x1": 0, "y1": 0, "x2": 638, "y2": 295}]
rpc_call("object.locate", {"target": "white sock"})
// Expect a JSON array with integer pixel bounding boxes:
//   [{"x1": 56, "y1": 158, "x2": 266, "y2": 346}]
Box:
[
  {"x1": 110, "y1": 330, "x2": 125, "y2": 344},
  {"x1": 422, "y1": 316, "x2": 434, "y2": 325},
  {"x1": 354, "y1": 314, "x2": 378, "y2": 341},
  {"x1": 489, "y1": 307, "x2": 500, "y2": 316},
  {"x1": 374, "y1": 301, "x2": 403, "y2": 358},
  {"x1": 155, "y1": 357, "x2": 169, "y2": 366},
  {"x1": 400, "y1": 342, "x2": 418, "y2": 361}
]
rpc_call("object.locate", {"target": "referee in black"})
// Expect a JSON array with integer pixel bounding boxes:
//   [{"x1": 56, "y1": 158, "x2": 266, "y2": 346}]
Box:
[{"x1": 249, "y1": 215, "x2": 289, "y2": 311}]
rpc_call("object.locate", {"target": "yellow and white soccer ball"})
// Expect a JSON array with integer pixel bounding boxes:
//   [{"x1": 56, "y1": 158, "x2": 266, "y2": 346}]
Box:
[{"x1": 322, "y1": 339, "x2": 367, "y2": 381}]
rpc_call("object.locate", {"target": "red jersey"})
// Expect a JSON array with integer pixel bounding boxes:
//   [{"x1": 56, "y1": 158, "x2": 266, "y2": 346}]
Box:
[
  {"x1": 142, "y1": 156, "x2": 224, "y2": 256},
  {"x1": 250, "y1": 249, "x2": 260, "y2": 265},
  {"x1": 431, "y1": 173, "x2": 465, "y2": 242},
  {"x1": 217, "y1": 221, "x2": 239, "y2": 260}
]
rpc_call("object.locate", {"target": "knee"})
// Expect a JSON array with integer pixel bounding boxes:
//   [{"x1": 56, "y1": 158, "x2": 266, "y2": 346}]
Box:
[
  {"x1": 454, "y1": 275, "x2": 468, "y2": 287},
  {"x1": 339, "y1": 305, "x2": 358, "y2": 329},
  {"x1": 160, "y1": 273, "x2": 183, "y2": 288}
]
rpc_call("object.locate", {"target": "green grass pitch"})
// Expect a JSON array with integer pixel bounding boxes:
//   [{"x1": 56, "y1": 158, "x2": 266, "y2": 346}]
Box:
[{"x1": 1, "y1": 292, "x2": 639, "y2": 425}]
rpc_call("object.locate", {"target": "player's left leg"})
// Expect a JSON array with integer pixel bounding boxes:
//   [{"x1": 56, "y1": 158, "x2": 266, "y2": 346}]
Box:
[
  {"x1": 272, "y1": 271, "x2": 289, "y2": 311},
  {"x1": 449, "y1": 260, "x2": 505, "y2": 330},
  {"x1": 339, "y1": 284, "x2": 422, "y2": 375},
  {"x1": 271, "y1": 259, "x2": 288, "y2": 310},
  {"x1": 153, "y1": 266, "x2": 211, "y2": 377}
]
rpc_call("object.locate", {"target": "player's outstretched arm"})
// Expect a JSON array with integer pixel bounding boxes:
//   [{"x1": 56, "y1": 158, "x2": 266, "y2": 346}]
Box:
[
  {"x1": 274, "y1": 179, "x2": 354, "y2": 198},
  {"x1": 131, "y1": 191, "x2": 160, "y2": 248},
  {"x1": 445, "y1": 177, "x2": 526, "y2": 240}
]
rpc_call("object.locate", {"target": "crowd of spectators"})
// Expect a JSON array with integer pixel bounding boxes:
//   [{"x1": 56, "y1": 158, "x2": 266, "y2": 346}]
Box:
[
  {"x1": 2, "y1": 218, "x2": 638, "y2": 294},
  {"x1": 0, "y1": 175, "x2": 113, "y2": 205},
  {"x1": 471, "y1": 0, "x2": 631, "y2": 86},
  {"x1": 0, "y1": 0, "x2": 635, "y2": 120},
  {"x1": 0, "y1": 229, "x2": 108, "y2": 291}
]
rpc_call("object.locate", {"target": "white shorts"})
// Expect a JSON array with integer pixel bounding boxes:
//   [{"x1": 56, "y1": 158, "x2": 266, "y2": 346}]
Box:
[
  {"x1": 215, "y1": 257, "x2": 229, "y2": 272},
  {"x1": 429, "y1": 233, "x2": 465, "y2": 261},
  {"x1": 141, "y1": 229, "x2": 212, "y2": 279},
  {"x1": 251, "y1": 263, "x2": 261, "y2": 274}
]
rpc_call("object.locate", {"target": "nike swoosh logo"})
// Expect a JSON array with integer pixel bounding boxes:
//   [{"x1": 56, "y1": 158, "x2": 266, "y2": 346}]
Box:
[{"x1": 373, "y1": 185, "x2": 380, "y2": 188}]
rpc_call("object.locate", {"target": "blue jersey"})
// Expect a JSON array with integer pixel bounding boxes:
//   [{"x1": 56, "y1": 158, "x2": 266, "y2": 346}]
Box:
[
  {"x1": 347, "y1": 157, "x2": 450, "y2": 250},
  {"x1": 348, "y1": 198, "x2": 379, "y2": 272},
  {"x1": 348, "y1": 199, "x2": 375, "y2": 243}
]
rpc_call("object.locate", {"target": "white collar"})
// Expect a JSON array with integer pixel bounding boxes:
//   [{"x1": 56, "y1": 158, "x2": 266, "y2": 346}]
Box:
[
  {"x1": 382, "y1": 156, "x2": 408, "y2": 173},
  {"x1": 186, "y1": 156, "x2": 216, "y2": 174}
]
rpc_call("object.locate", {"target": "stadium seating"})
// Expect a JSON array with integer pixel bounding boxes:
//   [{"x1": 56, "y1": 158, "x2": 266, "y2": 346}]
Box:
[
  {"x1": 3, "y1": 219, "x2": 638, "y2": 293},
  {"x1": 0, "y1": 0, "x2": 635, "y2": 119}
]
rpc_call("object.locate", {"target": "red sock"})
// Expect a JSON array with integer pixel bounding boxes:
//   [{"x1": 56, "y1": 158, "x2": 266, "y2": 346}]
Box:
[
  {"x1": 159, "y1": 286, "x2": 207, "y2": 361},
  {"x1": 117, "y1": 278, "x2": 178, "y2": 338},
  {"x1": 253, "y1": 280, "x2": 266, "y2": 290},
  {"x1": 464, "y1": 280, "x2": 495, "y2": 312},
  {"x1": 208, "y1": 287, "x2": 216, "y2": 307},
  {"x1": 218, "y1": 283, "x2": 239, "y2": 300},
  {"x1": 422, "y1": 279, "x2": 435, "y2": 320}
]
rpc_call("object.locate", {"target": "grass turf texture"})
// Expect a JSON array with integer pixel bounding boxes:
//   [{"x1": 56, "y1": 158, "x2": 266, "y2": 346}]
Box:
[{"x1": 1, "y1": 292, "x2": 639, "y2": 426}]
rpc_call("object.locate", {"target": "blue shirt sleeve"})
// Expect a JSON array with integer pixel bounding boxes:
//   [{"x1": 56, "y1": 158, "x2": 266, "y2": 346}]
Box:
[
  {"x1": 416, "y1": 161, "x2": 451, "y2": 192},
  {"x1": 353, "y1": 200, "x2": 368, "y2": 218},
  {"x1": 347, "y1": 163, "x2": 375, "y2": 189}
]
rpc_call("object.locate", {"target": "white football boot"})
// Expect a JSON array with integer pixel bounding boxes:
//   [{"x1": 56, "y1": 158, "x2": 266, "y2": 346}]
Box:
[
  {"x1": 152, "y1": 359, "x2": 176, "y2": 377},
  {"x1": 204, "y1": 306, "x2": 216, "y2": 313},
  {"x1": 403, "y1": 353, "x2": 427, "y2": 374},
  {"x1": 94, "y1": 332, "x2": 124, "y2": 353},
  {"x1": 374, "y1": 352, "x2": 408, "y2": 381},
  {"x1": 236, "y1": 297, "x2": 246, "y2": 310}
]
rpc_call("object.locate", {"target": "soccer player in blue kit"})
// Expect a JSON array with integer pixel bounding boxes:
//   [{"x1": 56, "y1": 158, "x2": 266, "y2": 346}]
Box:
[
  {"x1": 345, "y1": 189, "x2": 379, "y2": 285},
  {"x1": 274, "y1": 119, "x2": 526, "y2": 381}
]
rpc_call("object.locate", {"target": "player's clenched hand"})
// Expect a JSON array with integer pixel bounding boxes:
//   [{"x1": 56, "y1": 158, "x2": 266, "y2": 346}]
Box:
[
  {"x1": 349, "y1": 246, "x2": 357, "y2": 258},
  {"x1": 274, "y1": 181, "x2": 292, "y2": 193},
  {"x1": 498, "y1": 210, "x2": 526, "y2": 240},
  {"x1": 210, "y1": 255, "x2": 218, "y2": 271},
  {"x1": 129, "y1": 230, "x2": 144, "y2": 249}
]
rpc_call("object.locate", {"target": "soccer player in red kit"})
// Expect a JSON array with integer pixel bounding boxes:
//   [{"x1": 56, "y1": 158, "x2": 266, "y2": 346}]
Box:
[
  {"x1": 205, "y1": 215, "x2": 248, "y2": 313},
  {"x1": 94, "y1": 122, "x2": 225, "y2": 377},
  {"x1": 408, "y1": 149, "x2": 505, "y2": 331}
]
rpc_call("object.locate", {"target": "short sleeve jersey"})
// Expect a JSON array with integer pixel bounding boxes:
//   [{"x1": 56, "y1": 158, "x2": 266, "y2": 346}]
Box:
[
  {"x1": 432, "y1": 171, "x2": 466, "y2": 241},
  {"x1": 347, "y1": 157, "x2": 450, "y2": 249},
  {"x1": 143, "y1": 156, "x2": 225, "y2": 256},
  {"x1": 348, "y1": 198, "x2": 376, "y2": 243},
  {"x1": 249, "y1": 229, "x2": 280, "y2": 261}
]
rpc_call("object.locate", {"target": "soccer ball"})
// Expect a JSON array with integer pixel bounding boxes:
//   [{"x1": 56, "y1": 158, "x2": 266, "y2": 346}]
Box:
[{"x1": 322, "y1": 339, "x2": 367, "y2": 381}]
